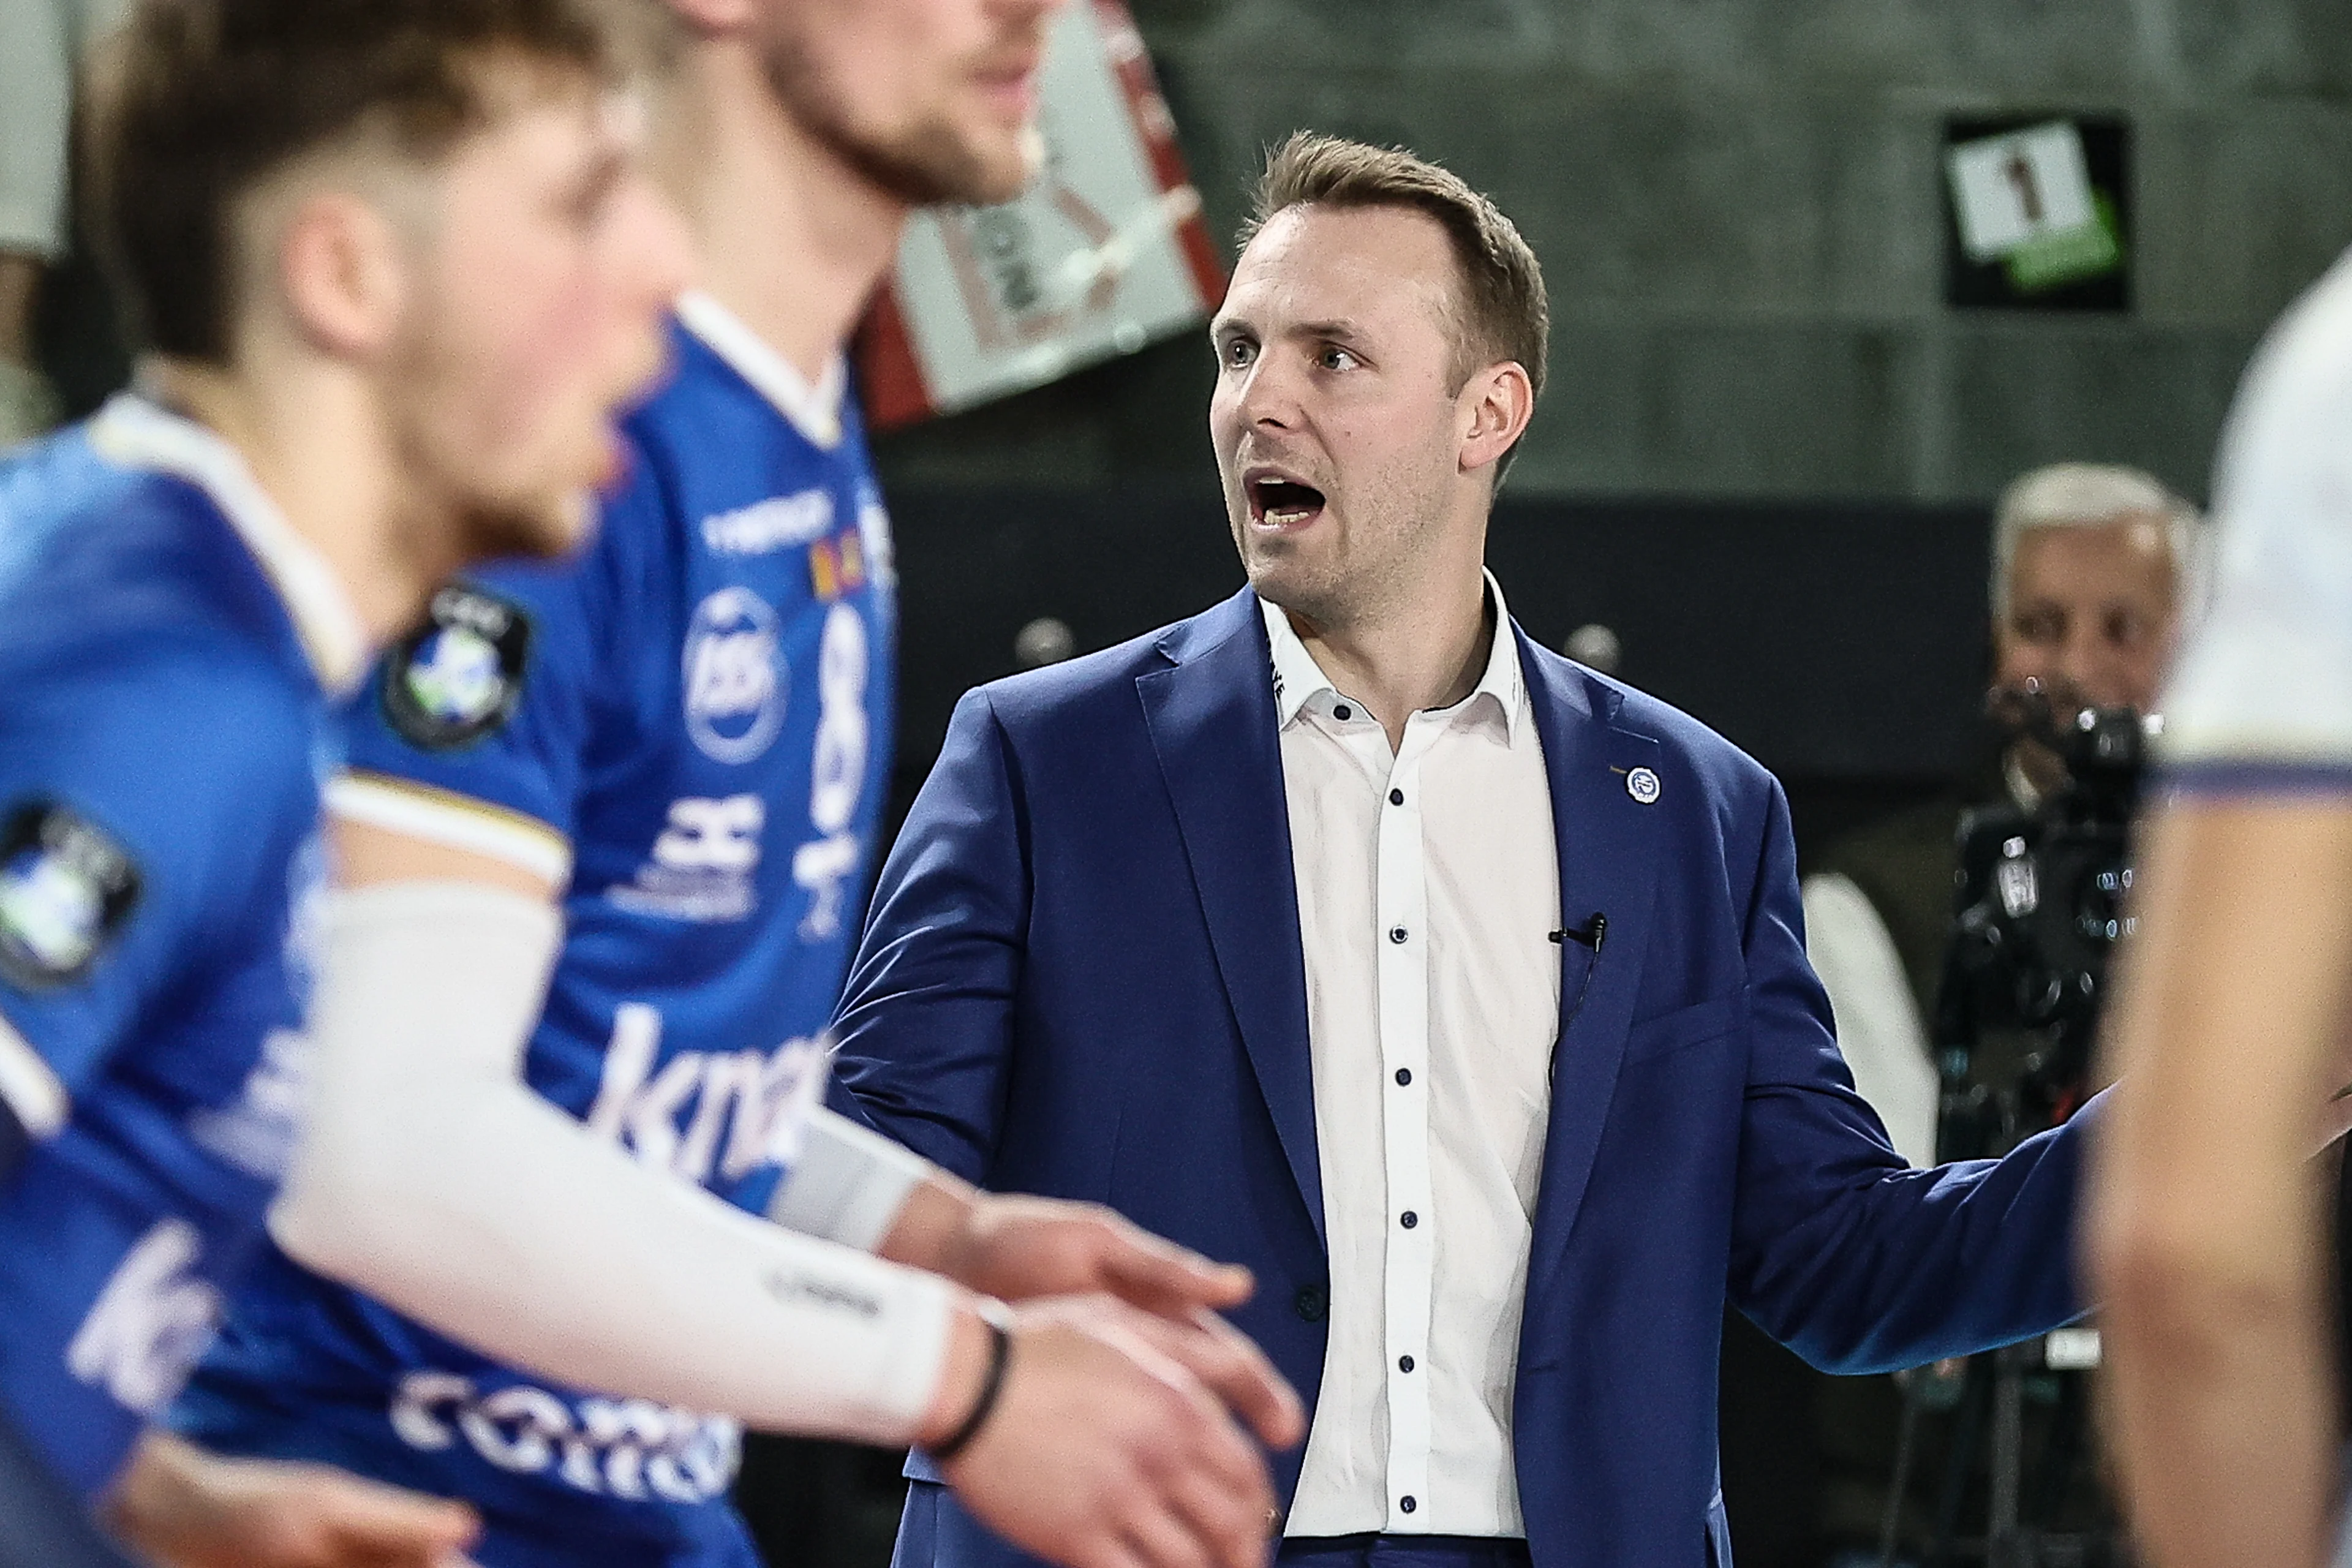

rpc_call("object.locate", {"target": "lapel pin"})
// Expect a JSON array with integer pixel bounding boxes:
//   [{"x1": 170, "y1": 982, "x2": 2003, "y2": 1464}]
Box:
[{"x1": 1626, "y1": 766, "x2": 1661, "y2": 804}]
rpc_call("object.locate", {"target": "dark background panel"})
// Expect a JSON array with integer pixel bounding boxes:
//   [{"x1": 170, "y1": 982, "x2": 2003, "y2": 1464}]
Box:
[{"x1": 882, "y1": 486, "x2": 1999, "y2": 818}]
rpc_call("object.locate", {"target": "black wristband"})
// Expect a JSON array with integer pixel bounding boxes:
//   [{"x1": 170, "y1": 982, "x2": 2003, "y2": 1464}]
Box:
[{"x1": 926, "y1": 1307, "x2": 1012, "y2": 1463}]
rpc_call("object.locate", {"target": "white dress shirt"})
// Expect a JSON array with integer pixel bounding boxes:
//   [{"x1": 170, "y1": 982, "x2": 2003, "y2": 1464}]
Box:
[{"x1": 1267, "y1": 577, "x2": 1562, "y2": 1539}]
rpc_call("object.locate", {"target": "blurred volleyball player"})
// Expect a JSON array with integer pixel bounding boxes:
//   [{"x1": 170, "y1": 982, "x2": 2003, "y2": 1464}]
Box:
[
  {"x1": 2090, "y1": 250, "x2": 2352, "y2": 1568},
  {"x1": 0, "y1": 0, "x2": 688, "y2": 1562},
  {"x1": 175, "y1": 2, "x2": 1303, "y2": 1567}
]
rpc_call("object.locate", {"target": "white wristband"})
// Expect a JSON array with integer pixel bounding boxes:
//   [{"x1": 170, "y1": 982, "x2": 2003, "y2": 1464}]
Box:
[{"x1": 768, "y1": 1106, "x2": 935, "y2": 1252}]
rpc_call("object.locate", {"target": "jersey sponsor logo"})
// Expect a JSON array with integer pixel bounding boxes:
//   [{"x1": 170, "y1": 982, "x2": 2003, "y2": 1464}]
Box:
[
  {"x1": 807, "y1": 530, "x2": 869, "y2": 602},
  {"x1": 389, "y1": 1371, "x2": 742, "y2": 1504},
  {"x1": 0, "y1": 799, "x2": 141, "y2": 991},
  {"x1": 701, "y1": 488, "x2": 834, "y2": 557},
  {"x1": 606, "y1": 796, "x2": 764, "y2": 923},
  {"x1": 66, "y1": 1218, "x2": 224, "y2": 1415},
  {"x1": 382, "y1": 585, "x2": 532, "y2": 752},
  {"x1": 584, "y1": 1005, "x2": 827, "y2": 1184},
  {"x1": 791, "y1": 604, "x2": 871, "y2": 941},
  {"x1": 684, "y1": 589, "x2": 786, "y2": 764}
]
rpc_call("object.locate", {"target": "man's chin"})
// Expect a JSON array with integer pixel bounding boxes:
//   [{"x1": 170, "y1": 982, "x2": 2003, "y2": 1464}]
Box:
[{"x1": 456, "y1": 492, "x2": 592, "y2": 566}]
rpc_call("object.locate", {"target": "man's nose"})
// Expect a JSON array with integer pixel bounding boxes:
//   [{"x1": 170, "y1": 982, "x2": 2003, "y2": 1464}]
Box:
[
  {"x1": 1236, "y1": 355, "x2": 1303, "y2": 431},
  {"x1": 2055, "y1": 628, "x2": 2117, "y2": 708}
]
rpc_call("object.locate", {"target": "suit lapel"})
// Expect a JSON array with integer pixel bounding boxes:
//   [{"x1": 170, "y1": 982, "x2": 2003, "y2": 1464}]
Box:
[
  {"x1": 1136, "y1": 590, "x2": 1325, "y2": 1251},
  {"x1": 1520, "y1": 633, "x2": 1666, "y2": 1298}
]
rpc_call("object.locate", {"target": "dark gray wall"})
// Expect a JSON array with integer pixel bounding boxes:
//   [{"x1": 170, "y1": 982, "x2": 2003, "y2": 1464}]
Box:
[{"x1": 878, "y1": 0, "x2": 2352, "y2": 505}]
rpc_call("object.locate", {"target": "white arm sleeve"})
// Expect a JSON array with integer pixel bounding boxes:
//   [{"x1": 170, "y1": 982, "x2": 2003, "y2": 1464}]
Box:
[
  {"x1": 1800, "y1": 873, "x2": 1940, "y2": 1169},
  {"x1": 767, "y1": 1106, "x2": 934, "y2": 1253},
  {"x1": 267, "y1": 881, "x2": 956, "y2": 1445}
]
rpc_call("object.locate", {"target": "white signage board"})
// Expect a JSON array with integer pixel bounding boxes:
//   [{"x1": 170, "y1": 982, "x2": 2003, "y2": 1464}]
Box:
[
  {"x1": 861, "y1": 0, "x2": 1221, "y2": 426},
  {"x1": 1946, "y1": 121, "x2": 2098, "y2": 263}
]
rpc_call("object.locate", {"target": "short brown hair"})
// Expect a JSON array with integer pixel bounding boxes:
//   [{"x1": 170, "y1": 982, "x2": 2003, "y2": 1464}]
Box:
[
  {"x1": 85, "y1": 0, "x2": 628, "y2": 364},
  {"x1": 1246, "y1": 132, "x2": 1548, "y2": 407}
]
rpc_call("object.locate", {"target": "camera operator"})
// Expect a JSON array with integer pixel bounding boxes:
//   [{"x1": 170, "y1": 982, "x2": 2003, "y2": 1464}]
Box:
[
  {"x1": 1787, "y1": 462, "x2": 2201, "y2": 1559},
  {"x1": 1805, "y1": 462, "x2": 2202, "y2": 1158}
]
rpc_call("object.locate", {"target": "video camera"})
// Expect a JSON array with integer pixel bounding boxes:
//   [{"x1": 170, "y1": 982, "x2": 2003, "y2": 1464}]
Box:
[{"x1": 1934, "y1": 680, "x2": 2152, "y2": 1156}]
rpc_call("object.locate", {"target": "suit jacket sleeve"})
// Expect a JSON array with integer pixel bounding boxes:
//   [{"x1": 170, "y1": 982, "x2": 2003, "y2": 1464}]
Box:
[
  {"x1": 829, "y1": 688, "x2": 1030, "y2": 1184},
  {"x1": 1727, "y1": 773, "x2": 2089, "y2": 1374}
]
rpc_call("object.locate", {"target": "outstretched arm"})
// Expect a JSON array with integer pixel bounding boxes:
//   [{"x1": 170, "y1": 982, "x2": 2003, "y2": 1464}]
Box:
[{"x1": 1728, "y1": 777, "x2": 2087, "y2": 1373}]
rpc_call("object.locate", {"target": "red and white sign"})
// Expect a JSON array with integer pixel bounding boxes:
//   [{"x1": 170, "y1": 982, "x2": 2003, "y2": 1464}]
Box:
[{"x1": 858, "y1": 0, "x2": 1224, "y2": 429}]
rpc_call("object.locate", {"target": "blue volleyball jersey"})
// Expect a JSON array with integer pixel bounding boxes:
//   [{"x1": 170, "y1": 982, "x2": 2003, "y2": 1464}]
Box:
[
  {"x1": 0, "y1": 396, "x2": 356, "y2": 1498},
  {"x1": 179, "y1": 297, "x2": 899, "y2": 1553}
]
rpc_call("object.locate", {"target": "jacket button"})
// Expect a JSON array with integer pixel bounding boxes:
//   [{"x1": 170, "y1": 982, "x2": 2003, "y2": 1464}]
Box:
[{"x1": 1293, "y1": 1285, "x2": 1329, "y2": 1322}]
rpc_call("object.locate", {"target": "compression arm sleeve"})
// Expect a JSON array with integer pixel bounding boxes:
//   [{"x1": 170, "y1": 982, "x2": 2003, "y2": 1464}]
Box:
[{"x1": 266, "y1": 882, "x2": 956, "y2": 1444}]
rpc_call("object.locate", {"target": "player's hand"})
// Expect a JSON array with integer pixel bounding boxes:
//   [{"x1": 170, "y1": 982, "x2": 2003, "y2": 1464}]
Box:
[
  {"x1": 107, "y1": 1432, "x2": 480, "y2": 1568},
  {"x1": 932, "y1": 1190, "x2": 1256, "y2": 1319},
  {"x1": 929, "y1": 1294, "x2": 1303, "y2": 1568}
]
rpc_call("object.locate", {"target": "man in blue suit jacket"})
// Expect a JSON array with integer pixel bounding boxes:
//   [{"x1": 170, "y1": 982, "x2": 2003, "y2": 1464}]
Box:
[{"x1": 834, "y1": 135, "x2": 2089, "y2": 1568}]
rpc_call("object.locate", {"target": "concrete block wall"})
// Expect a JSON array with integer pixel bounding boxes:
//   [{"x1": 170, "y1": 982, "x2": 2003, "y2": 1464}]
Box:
[{"x1": 874, "y1": 0, "x2": 2352, "y2": 504}]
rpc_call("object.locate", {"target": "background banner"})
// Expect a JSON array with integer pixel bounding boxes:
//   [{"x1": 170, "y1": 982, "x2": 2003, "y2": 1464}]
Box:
[{"x1": 857, "y1": 0, "x2": 1224, "y2": 429}]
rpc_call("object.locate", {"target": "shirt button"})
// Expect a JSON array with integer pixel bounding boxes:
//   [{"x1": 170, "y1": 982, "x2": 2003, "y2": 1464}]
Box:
[
  {"x1": 1398, "y1": 1354, "x2": 1415, "y2": 1373},
  {"x1": 1400, "y1": 1496, "x2": 1417, "y2": 1515},
  {"x1": 1400, "y1": 1210, "x2": 1418, "y2": 1229},
  {"x1": 1333, "y1": 704, "x2": 1353, "y2": 722},
  {"x1": 1293, "y1": 1285, "x2": 1329, "y2": 1322},
  {"x1": 1389, "y1": 926, "x2": 1408, "y2": 944},
  {"x1": 1394, "y1": 1068, "x2": 1412, "y2": 1086},
  {"x1": 1389, "y1": 788, "x2": 1404, "y2": 806}
]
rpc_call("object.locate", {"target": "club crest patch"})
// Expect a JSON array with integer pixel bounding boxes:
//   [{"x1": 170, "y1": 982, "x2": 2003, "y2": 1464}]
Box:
[
  {"x1": 0, "y1": 800, "x2": 142, "y2": 990},
  {"x1": 382, "y1": 584, "x2": 532, "y2": 752}
]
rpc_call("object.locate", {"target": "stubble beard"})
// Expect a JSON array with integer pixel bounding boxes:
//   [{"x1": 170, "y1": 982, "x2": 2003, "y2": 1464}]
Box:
[
  {"x1": 760, "y1": 42, "x2": 1031, "y2": 209},
  {"x1": 453, "y1": 492, "x2": 581, "y2": 564}
]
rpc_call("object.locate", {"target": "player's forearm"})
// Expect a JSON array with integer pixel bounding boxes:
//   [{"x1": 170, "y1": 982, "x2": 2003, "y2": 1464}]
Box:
[{"x1": 270, "y1": 882, "x2": 974, "y2": 1444}]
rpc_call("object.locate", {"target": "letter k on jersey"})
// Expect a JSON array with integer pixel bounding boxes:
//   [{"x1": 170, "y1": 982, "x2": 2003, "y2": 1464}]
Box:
[{"x1": 583, "y1": 1005, "x2": 826, "y2": 1185}]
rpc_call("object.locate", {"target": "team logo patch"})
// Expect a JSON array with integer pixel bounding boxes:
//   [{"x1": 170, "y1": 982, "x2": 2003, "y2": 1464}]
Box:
[
  {"x1": 382, "y1": 585, "x2": 532, "y2": 752},
  {"x1": 0, "y1": 800, "x2": 141, "y2": 990},
  {"x1": 1626, "y1": 766, "x2": 1662, "y2": 805},
  {"x1": 684, "y1": 587, "x2": 785, "y2": 764}
]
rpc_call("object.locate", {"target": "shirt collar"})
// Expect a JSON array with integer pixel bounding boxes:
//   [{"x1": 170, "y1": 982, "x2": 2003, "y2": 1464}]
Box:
[
  {"x1": 88, "y1": 393, "x2": 372, "y2": 695},
  {"x1": 1259, "y1": 569, "x2": 1528, "y2": 742},
  {"x1": 673, "y1": 289, "x2": 846, "y2": 451}
]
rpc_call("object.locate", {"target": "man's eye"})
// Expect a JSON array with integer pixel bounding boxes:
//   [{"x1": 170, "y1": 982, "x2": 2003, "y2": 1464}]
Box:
[
  {"x1": 1222, "y1": 337, "x2": 1256, "y2": 368},
  {"x1": 1318, "y1": 347, "x2": 1359, "y2": 371}
]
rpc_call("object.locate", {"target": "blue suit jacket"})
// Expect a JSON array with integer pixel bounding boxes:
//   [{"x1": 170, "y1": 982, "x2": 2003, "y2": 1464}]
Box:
[{"x1": 832, "y1": 587, "x2": 2087, "y2": 1568}]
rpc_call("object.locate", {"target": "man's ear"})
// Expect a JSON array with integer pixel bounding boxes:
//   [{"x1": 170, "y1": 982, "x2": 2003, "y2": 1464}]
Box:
[
  {"x1": 1458, "y1": 360, "x2": 1535, "y2": 477},
  {"x1": 277, "y1": 190, "x2": 407, "y2": 361}
]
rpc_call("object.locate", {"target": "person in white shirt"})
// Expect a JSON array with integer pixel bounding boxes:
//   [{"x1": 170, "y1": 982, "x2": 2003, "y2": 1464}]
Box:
[
  {"x1": 2092, "y1": 248, "x2": 2352, "y2": 1568},
  {"x1": 832, "y1": 132, "x2": 2100, "y2": 1568}
]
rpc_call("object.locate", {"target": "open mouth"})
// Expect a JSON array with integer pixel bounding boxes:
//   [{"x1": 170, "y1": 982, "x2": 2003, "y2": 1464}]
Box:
[{"x1": 1247, "y1": 476, "x2": 1327, "y2": 529}]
